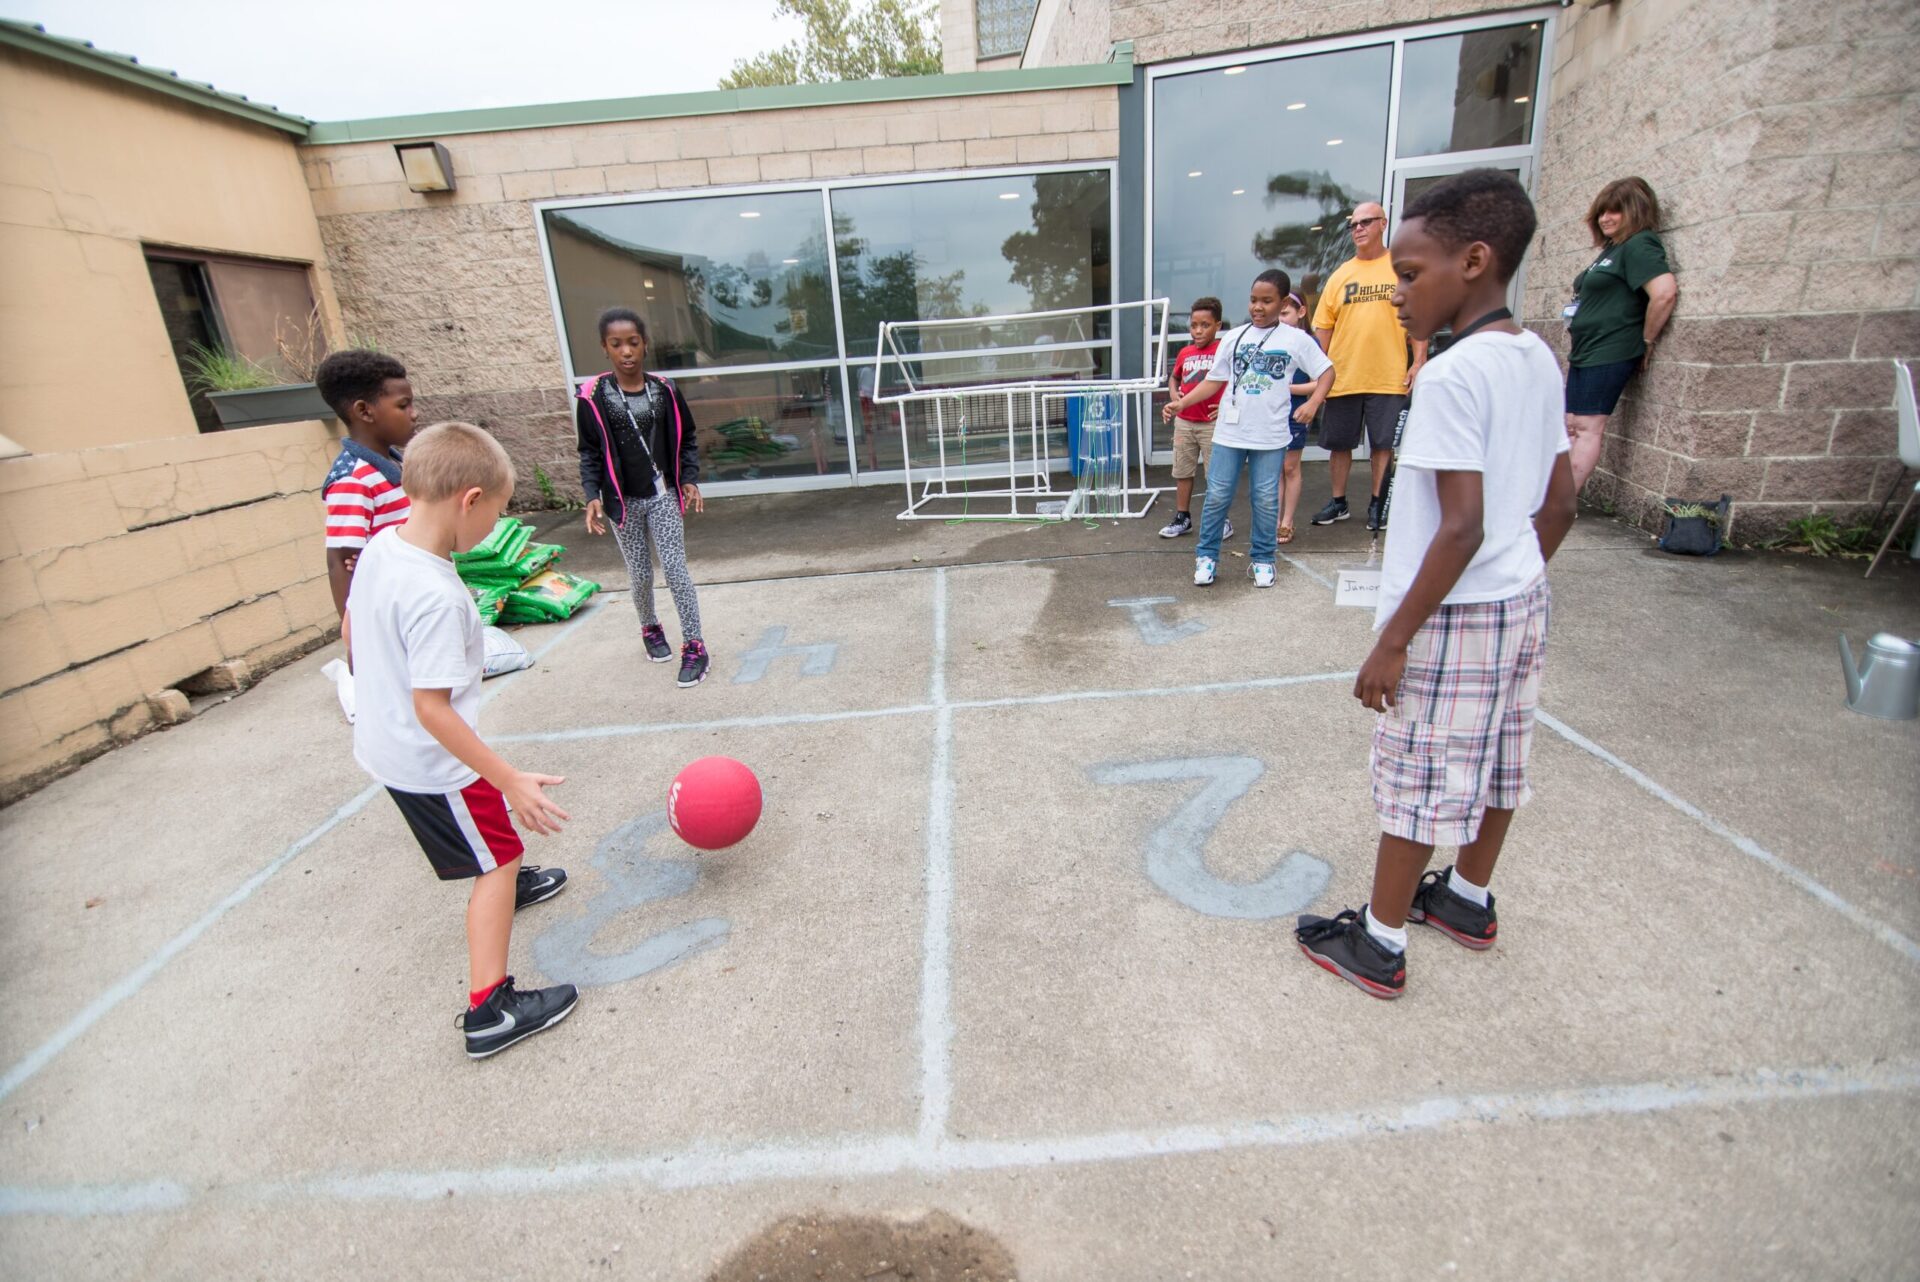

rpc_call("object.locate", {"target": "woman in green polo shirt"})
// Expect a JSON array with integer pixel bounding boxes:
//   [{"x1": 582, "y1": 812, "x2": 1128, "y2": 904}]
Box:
[{"x1": 1564, "y1": 177, "x2": 1680, "y2": 488}]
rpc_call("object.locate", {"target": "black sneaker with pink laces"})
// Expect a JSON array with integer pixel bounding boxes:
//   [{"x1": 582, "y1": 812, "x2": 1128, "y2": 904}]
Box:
[
  {"x1": 678, "y1": 639, "x2": 710, "y2": 688},
  {"x1": 641, "y1": 623, "x2": 672, "y2": 663}
]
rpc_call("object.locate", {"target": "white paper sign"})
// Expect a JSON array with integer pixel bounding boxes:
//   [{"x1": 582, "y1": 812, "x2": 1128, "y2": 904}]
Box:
[{"x1": 1334, "y1": 569, "x2": 1382, "y2": 609}]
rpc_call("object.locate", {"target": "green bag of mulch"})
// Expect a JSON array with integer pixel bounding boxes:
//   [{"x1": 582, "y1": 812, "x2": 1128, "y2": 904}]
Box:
[
  {"x1": 507, "y1": 542, "x2": 563, "y2": 580},
  {"x1": 453, "y1": 520, "x2": 532, "y2": 580},
  {"x1": 499, "y1": 569, "x2": 599, "y2": 623},
  {"x1": 470, "y1": 584, "x2": 512, "y2": 626},
  {"x1": 453, "y1": 517, "x2": 526, "y2": 568}
]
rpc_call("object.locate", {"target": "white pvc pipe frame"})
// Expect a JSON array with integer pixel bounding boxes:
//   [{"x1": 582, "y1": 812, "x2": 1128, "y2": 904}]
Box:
[{"x1": 873, "y1": 300, "x2": 1175, "y2": 522}]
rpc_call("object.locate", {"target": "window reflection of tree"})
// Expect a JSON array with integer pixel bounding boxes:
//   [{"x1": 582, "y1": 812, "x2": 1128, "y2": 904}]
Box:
[
  {"x1": 1002, "y1": 171, "x2": 1110, "y2": 316},
  {"x1": 1251, "y1": 169, "x2": 1374, "y2": 310}
]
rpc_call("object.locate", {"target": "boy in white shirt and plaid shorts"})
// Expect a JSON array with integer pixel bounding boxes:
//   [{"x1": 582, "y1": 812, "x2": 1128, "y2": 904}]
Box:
[{"x1": 1296, "y1": 171, "x2": 1579, "y2": 1000}]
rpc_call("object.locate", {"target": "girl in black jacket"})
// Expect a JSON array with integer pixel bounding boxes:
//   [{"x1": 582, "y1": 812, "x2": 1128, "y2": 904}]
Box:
[{"x1": 576, "y1": 307, "x2": 709, "y2": 687}]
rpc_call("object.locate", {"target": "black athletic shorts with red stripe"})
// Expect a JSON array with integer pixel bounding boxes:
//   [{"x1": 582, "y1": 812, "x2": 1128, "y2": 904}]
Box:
[{"x1": 386, "y1": 778, "x2": 525, "y2": 880}]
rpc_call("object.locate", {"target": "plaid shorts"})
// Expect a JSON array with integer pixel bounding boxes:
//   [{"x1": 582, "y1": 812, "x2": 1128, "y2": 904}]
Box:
[{"x1": 1371, "y1": 576, "x2": 1551, "y2": 846}]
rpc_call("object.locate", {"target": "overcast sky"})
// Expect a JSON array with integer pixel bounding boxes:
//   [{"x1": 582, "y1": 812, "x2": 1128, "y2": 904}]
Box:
[{"x1": 2, "y1": 0, "x2": 806, "y2": 120}]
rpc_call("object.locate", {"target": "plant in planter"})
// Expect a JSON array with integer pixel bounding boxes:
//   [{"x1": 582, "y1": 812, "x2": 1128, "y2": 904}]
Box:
[
  {"x1": 1657, "y1": 494, "x2": 1730, "y2": 557},
  {"x1": 185, "y1": 304, "x2": 337, "y2": 430}
]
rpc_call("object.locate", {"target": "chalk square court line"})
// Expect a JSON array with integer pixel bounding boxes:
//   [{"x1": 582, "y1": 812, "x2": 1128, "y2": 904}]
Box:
[{"x1": 1, "y1": 563, "x2": 1916, "y2": 1219}]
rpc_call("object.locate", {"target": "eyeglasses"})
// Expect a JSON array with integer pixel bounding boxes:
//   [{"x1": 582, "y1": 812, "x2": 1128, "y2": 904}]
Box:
[{"x1": 1347, "y1": 216, "x2": 1384, "y2": 231}]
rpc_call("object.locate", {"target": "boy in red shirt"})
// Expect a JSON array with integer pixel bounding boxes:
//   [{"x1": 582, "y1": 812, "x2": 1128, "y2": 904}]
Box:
[{"x1": 1157, "y1": 298, "x2": 1230, "y2": 540}]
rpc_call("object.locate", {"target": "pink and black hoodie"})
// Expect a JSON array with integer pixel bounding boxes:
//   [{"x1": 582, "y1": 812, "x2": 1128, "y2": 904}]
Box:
[{"x1": 574, "y1": 372, "x2": 700, "y2": 528}]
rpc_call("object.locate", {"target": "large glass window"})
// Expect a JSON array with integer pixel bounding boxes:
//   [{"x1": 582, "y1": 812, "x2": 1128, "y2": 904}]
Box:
[
  {"x1": 678, "y1": 368, "x2": 849, "y2": 484},
  {"x1": 1150, "y1": 16, "x2": 1549, "y2": 348},
  {"x1": 1397, "y1": 24, "x2": 1542, "y2": 159},
  {"x1": 1151, "y1": 46, "x2": 1393, "y2": 327},
  {"x1": 544, "y1": 189, "x2": 835, "y2": 373},
  {"x1": 541, "y1": 166, "x2": 1116, "y2": 486},
  {"x1": 832, "y1": 170, "x2": 1111, "y2": 358}
]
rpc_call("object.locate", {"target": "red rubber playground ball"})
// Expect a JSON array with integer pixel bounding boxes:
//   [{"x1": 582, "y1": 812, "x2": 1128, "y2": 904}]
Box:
[{"x1": 668, "y1": 756, "x2": 763, "y2": 851}]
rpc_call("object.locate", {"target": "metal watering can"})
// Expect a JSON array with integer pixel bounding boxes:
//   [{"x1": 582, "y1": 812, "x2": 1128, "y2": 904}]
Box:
[{"x1": 1839, "y1": 633, "x2": 1920, "y2": 720}]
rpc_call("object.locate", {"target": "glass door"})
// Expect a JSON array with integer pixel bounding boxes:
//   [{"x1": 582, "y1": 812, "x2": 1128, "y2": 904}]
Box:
[{"x1": 1390, "y1": 158, "x2": 1533, "y2": 354}]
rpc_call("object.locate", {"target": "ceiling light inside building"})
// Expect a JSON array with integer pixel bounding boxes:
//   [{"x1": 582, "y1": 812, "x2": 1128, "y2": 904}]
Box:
[
  {"x1": 1514, "y1": 95, "x2": 1530, "y2": 103},
  {"x1": 1188, "y1": 170, "x2": 1203, "y2": 178},
  {"x1": 1326, "y1": 138, "x2": 1342, "y2": 145},
  {"x1": 1232, "y1": 189, "x2": 1246, "y2": 195},
  {"x1": 999, "y1": 192, "x2": 1021, "y2": 199},
  {"x1": 782, "y1": 258, "x2": 800, "y2": 265},
  {"x1": 1310, "y1": 225, "x2": 1322, "y2": 231},
  {"x1": 1286, "y1": 102, "x2": 1306, "y2": 110},
  {"x1": 739, "y1": 210, "x2": 761, "y2": 218},
  {"x1": 1224, "y1": 66, "x2": 1247, "y2": 75}
]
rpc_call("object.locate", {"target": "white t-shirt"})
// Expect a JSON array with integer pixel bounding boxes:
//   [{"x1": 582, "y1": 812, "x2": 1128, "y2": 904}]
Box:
[
  {"x1": 1375, "y1": 329, "x2": 1570, "y2": 630},
  {"x1": 346, "y1": 529, "x2": 485, "y2": 793},
  {"x1": 1205, "y1": 322, "x2": 1333, "y2": 450}
]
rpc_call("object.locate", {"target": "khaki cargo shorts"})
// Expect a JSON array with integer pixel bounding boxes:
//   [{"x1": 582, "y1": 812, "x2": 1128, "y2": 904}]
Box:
[{"x1": 1172, "y1": 421, "x2": 1215, "y2": 480}]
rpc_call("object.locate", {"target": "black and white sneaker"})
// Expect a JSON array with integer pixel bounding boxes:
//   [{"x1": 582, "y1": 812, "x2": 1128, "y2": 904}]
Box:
[
  {"x1": 1222, "y1": 517, "x2": 1235, "y2": 541},
  {"x1": 678, "y1": 639, "x2": 710, "y2": 688},
  {"x1": 1296, "y1": 908, "x2": 1406, "y2": 1000},
  {"x1": 457, "y1": 977, "x2": 578, "y2": 1059},
  {"x1": 1408, "y1": 867, "x2": 1497, "y2": 950},
  {"x1": 514, "y1": 864, "x2": 567, "y2": 911},
  {"x1": 1159, "y1": 511, "x2": 1193, "y2": 538},
  {"x1": 641, "y1": 624, "x2": 673, "y2": 663},
  {"x1": 1365, "y1": 496, "x2": 1387, "y2": 532},
  {"x1": 1311, "y1": 497, "x2": 1351, "y2": 526}
]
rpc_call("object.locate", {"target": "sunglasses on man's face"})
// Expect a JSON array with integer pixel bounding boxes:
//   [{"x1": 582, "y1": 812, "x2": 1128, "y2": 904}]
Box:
[{"x1": 1347, "y1": 216, "x2": 1384, "y2": 231}]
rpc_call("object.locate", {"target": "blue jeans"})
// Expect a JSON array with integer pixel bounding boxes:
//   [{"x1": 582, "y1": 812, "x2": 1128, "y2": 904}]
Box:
[{"x1": 1195, "y1": 443, "x2": 1283, "y2": 564}]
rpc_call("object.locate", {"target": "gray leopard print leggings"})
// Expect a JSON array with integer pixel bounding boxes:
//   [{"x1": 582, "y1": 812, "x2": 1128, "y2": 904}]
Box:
[{"x1": 611, "y1": 492, "x2": 702, "y2": 641}]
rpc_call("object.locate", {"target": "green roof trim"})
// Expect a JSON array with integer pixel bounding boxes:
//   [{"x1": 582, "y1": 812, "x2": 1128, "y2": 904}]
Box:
[
  {"x1": 0, "y1": 19, "x2": 311, "y2": 135},
  {"x1": 302, "y1": 53, "x2": 1134, "y2": 146}
]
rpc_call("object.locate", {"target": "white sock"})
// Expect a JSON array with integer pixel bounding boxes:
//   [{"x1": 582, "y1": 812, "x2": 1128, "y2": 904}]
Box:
[
  {"x1": 1448, "y1": 866, "x2": 1490, "y2": 907},
  {"x1": 1363, "y1": 905, "x2": 1407, "y2": 954}
]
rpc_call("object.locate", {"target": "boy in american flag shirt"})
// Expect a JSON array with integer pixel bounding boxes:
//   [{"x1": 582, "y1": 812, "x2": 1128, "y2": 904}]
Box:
[{"x1": 316, "y1": 350, "x2": 419, "y2": 619}]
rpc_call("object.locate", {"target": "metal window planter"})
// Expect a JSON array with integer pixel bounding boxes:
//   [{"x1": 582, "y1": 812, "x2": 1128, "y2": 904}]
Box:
[{"x1": 205, "y1": 382, "x2": 333, "y2": 430}]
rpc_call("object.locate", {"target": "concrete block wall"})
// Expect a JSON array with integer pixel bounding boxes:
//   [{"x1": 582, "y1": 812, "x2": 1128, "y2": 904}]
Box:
[
  {"x1": 301, "y1": 88, "x2": 1120, "y2": 493},
  {"x1": 0, "y1": 419, "x2": 342, "y2": 802},
  {"x1": 1525, "y1": 0, "x2": 1918, "y2": 539},
  {"x1": 1106, "y1": 0, "x2": 1517, "y2": 66}
]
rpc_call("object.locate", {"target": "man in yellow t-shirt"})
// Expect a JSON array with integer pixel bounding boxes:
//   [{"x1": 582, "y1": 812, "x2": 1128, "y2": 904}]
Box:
[{"x1": 1310, "y1": 201, "x2": 1428, "y2": 531}]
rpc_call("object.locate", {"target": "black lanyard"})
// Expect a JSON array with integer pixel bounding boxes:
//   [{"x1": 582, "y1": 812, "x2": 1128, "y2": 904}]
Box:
[
  {"x1": 612, "y1": 382, "x2": 663, "y2": 478},
  {"x1": 1228, "y1": 324, "x2": 1281, "y2": 391},
  {"x1": 1451, "y1": 307, "x2": 1513, "y2": 343},
  {"x1": 1575, "y1": 242, "x2": 1615, "y2": 291}
]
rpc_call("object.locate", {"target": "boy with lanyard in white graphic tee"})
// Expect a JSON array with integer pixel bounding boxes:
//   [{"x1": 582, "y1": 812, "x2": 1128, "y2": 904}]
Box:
[
  {"x1": 1166, "y1": 269, "x2": 1332, "y2": 589},
  {"x1": 1296, "y1": 169, "x2": 1577, "y2": 1000}
]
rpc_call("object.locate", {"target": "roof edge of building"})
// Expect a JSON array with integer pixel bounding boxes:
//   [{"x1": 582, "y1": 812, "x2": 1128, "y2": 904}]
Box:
[
  {"x1": 0, "y1": 19, "x2": 312, "y2": 135},
  {"x1": 302, "y1": 53, "x2": 1134, "y2": 146}
]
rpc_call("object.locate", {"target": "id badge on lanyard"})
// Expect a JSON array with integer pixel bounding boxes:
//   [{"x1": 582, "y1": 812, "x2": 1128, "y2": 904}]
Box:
[{"x1": 1218, "y1": 397, "x2": 1242, "y2": 425}]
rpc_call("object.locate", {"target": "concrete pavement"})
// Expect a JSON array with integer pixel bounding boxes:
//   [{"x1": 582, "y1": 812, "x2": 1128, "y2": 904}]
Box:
[{"x1": 2, "y1": 476, "x2": 1916, "y2": 1280}]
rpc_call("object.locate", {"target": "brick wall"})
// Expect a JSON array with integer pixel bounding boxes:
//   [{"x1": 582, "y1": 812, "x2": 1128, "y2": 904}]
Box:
[
  {"x1": 0, "y1": 420, "x2": 341, "y2": 802},
  {"x1": 301, "y1": 89, "x2": 1120, "y2": 493},
  {"x1": 1525, "y1": 0, "x2": 1918, "y2": 539}
]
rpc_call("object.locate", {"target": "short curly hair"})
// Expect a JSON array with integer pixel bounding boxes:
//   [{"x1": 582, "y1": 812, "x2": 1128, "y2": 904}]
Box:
[
  {"x1": 1400, "y1": 169, "x2": 1538, "y2": 284},
  {"x1": 315, "y1": 349, "x2": 408, "y2": 418}
]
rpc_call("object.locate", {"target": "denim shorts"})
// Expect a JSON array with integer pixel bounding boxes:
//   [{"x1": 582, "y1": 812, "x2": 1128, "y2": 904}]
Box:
[{"x1": 1565, "y1": 357, "x2": 1638, "y2": 415}]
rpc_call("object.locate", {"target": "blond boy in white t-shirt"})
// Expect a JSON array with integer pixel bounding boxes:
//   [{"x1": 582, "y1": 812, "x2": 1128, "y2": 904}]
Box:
[
  {"x1": 347, "y1": 422, "x2": 580, "y2": 1058},
  {"x1": 1296, "y1": 171, "x2": 1578, "y2": 1001}
]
